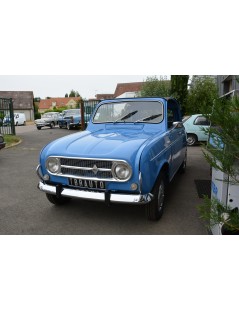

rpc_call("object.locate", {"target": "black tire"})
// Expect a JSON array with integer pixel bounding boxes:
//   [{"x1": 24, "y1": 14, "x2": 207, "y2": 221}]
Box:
[
  {"x1": 146, "y1": 172, "x2": 166, "y2": 221},
  {"x1": 46, "y1": 193, "x2": 71, "y2": 206},
  {"x1": 37, "y1": 126, "x2": 41, "y2": 130},
  {"x1": 67, "y1": 123, "x2": 71, "y2": 130},
  {"x1": 50, "y1": 122, "x2": 55, "y2": 129},
  {"x1": 187, "y1": 134, "x2": 198, "y2": 146},
  {"x1": 179, "y1": 150, "x2": 187, "y2": 174}
]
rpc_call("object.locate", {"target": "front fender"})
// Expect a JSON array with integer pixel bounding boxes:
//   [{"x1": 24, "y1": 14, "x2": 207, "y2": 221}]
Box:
[{"x1": 139, "y1": 133, "x2": 171, "y2": 194}]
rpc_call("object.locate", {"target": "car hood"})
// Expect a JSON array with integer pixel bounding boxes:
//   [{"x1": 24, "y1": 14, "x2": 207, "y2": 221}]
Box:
[
  {"x1": 35, "y1": 117, "x2": 51, "y2": 122},
  {"x1": 43, "y1": 126, "x2": 160, "y2": 161}
]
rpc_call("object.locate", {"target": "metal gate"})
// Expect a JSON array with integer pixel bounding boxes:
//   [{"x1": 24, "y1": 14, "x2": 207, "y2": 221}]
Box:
[
  {"x1": 0, "y1": 98, "x2": 15, "y2": 135},
  {"x1": 80, "y1": 100, "x2": 100, "y2": 129}
]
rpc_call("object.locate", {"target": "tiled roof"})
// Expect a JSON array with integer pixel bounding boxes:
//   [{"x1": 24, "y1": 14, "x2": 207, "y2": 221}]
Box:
[
  {"x1": 95, "y1": 94, "x2": 114, "y2": 100},
  {"x1": 114, "y1": 82, "x2": 144, "y2": 98},
  {"x1": 38, "y1": 97, "x2": 81, "y2": 109},
  {"x1": 0, "y1": 91, "x2": 34, "y2": 109}
]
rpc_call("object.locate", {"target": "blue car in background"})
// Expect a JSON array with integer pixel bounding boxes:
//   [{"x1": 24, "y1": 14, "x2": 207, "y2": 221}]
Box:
[
  {"x1": 183, "y1": 114, "x2": 210, "y2": 146},
  {"x1": 58, "y1": 109, "x2": 81, "y2": 130}
]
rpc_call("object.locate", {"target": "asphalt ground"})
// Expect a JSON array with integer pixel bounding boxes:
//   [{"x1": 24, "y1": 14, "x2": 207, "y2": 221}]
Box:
[{"x1": 0, "y1": 125, "x2": 210, "y2": 234}]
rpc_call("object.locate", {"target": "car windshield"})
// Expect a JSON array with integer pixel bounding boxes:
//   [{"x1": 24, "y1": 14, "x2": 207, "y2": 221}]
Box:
[
  {"x1": 93, "y1": 101, "x2": 164, "y2": 124},
  {"x1": 43, "y1": 114, "x2": 53, "y2": 118}
]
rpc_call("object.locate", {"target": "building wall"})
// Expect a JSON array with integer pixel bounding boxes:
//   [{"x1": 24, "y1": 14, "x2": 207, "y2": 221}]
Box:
[
  {"x1": 217, "y1": 75, "x2": 239, "y2": 97},
  {"x1": 0, "y1": 91, "x2": 34, "y2": 121}
]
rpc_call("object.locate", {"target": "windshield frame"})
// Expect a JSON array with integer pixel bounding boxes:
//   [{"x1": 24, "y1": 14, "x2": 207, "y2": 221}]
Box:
[{"x1": 92, "y1": 100, "x2": 164, "y2": 124}]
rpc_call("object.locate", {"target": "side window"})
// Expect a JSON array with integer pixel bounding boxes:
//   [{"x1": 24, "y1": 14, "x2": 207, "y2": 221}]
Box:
[{"x1": 194, "y1": 116, "x2": 210, "y2": 126}]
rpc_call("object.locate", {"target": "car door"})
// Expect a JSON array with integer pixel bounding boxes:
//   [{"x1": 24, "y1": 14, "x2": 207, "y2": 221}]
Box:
[{"x1": 167, "y1": 101, "x2": 185, "y2": 176}]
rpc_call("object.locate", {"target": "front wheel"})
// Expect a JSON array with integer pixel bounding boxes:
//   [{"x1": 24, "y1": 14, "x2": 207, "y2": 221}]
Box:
[
  {"x1": 187, "y1": 134, "x2": 198, "y2": 146},
  {"x1": 146, "y1": 172, "x2": 166, "y2": 221},
  {"x1": 37, "y1": 126, "x2": 41, "y2": 130},
  {"x1": 67, "y1": 123, "x2": 71, "y2": 130},
  {"x1": 46, "y1": 193, "x2": 71, "y2": 206}
]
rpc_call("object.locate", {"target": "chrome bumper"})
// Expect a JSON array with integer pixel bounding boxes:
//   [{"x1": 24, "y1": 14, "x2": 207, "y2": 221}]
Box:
[{"x1": 38, "y1": 181, "x2": 153, "y2": 205}]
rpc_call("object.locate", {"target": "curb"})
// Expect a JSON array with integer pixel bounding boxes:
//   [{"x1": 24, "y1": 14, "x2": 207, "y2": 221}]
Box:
[{"x1": 5, "y1": 139, "x2": 22, "y2": 149}]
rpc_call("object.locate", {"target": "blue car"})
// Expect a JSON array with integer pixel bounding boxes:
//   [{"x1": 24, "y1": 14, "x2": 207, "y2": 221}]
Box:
[
  {"x1": 36, "y1": 97, "x2": 187, "y2": 221},
  {"x1": 183, "y1": 114, "x2": 210, "y2": 146},
  {"x1": 58, "y1": 109, "x2": 81, "y2": 130}
]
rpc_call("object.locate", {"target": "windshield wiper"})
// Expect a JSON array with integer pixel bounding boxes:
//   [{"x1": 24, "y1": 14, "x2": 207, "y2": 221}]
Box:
[
  {"x1": 134, "y1": 113, "x2": 162, "y2": 123},
  {"x1": 113, "y1": 110, "x2": 138, "y2": 123}
]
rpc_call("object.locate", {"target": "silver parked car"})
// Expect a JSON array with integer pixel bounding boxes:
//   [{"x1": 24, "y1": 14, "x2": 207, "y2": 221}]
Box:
[{"x1": 35, "y1": 112, "x2": 60, "y2": 130}]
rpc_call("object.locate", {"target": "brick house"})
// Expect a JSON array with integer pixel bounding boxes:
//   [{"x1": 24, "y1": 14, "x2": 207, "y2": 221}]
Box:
[
  {"x1": 38, "y1": 97, "x2": 81, "y2": 113},
  {"x1": 114, "y1": 82, "x2": 144, "y2": 98},
  {"x1": 0, "y1": 91, "x2": 34, "y2": 121},
  {"x1": 95, "y1": 94, "x2": 114, "y2": 100},
  {"x1": 96, "y1": 82, "x2": 145, "y2": 100}
]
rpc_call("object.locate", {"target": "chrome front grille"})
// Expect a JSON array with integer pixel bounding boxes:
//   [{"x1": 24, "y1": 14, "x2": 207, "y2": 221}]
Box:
[{"x1": 59, "y1": 158, "x2": 114, "y2": 180}]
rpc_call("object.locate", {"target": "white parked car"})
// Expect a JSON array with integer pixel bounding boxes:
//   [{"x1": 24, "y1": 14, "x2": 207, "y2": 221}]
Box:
[
  {"x1": 14, "y1": 113, "x2": 26, "y2": 126},
  {"x1": 183, "y1": 114, "x2": 210, "y2": 146}
]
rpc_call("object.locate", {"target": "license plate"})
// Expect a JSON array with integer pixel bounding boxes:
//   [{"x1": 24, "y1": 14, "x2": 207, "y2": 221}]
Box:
[{"x1": 69, "y1": 178, "x2": 105, "y2": 190}]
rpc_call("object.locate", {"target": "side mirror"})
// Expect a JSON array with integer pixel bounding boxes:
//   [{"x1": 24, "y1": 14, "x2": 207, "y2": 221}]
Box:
[{"x1": 173, "y1": 121, "x2": 184, "y2": 129}]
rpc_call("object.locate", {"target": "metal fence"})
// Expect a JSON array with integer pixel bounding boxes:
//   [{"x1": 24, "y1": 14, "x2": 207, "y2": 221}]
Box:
[
  {"x1": 81, "y1": 100, "x2": 100, "y2": 129},
  {"x1": 0, "y1": 98, "x2": 15, "y2": 135}
]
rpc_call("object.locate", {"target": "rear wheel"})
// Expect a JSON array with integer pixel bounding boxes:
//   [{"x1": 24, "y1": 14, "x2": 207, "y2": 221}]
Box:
[
  {"x1": 67, "y1": 123, "x2": 71, "y2": 130},
  {"x1": 46, "y1": 193, "x2": 71, "y2": 205},
  {"x1": 187, "y1": 134, "x2": 198, "y2": 146},
  {"x1": 37, "y1": 126, "x2": 41, "y2": 130},
  {"x1": 146, "y1": 172, "x2": 166, "y2": 221}
]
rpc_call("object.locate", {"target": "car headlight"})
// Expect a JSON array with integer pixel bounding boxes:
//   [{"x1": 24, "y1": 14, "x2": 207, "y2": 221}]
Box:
[
  {"x1": 46, "y1": 157, "x2": 61, "y2": 174},
  {"x1": 112, "y1": 162, "x2": 132, "y2": 181}
]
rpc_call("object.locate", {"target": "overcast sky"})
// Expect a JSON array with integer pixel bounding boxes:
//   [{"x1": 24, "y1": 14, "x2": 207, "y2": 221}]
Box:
[{"x1": 0, "y1": 75, "x2": 165, "y2": 99}]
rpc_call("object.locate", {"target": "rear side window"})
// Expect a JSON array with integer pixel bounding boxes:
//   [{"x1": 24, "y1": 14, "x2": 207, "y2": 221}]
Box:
[{"x1": 194, "y1": 116, "x2": 210, "y2": 126}]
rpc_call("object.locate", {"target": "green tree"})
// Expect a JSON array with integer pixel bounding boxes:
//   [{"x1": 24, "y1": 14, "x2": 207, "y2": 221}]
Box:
[
  {"x1": 65, "y1": 93, "x2": 68, "y2": 97},
  {"x1": 186, "y1": 76, "x2": 218, "y2": 115},
  {"x1": 198, "y1": 95, "x2": 239, "y2": 234},
  {"x1": 69, "y1": 90, "x2": 80, "y2": 97},
  {"x1": 171, "y1": 75, "x2": 189, "y2": 115},
  {"x1": 141, "y1": 76, "x2": 171, "y2": 97},
  {"x1": 33, "y1": 101, "x2": 41, "y2": 120}
]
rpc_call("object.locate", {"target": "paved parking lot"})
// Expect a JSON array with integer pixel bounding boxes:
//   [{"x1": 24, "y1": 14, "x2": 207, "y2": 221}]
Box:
[{"x1": 0, "y1": 125, "x2": 210, "y2": 234}]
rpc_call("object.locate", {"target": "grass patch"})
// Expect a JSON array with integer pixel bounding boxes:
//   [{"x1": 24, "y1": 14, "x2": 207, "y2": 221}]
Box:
[{"x1": 3, "y1": 135, "x2": 21, "y2": 147}]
